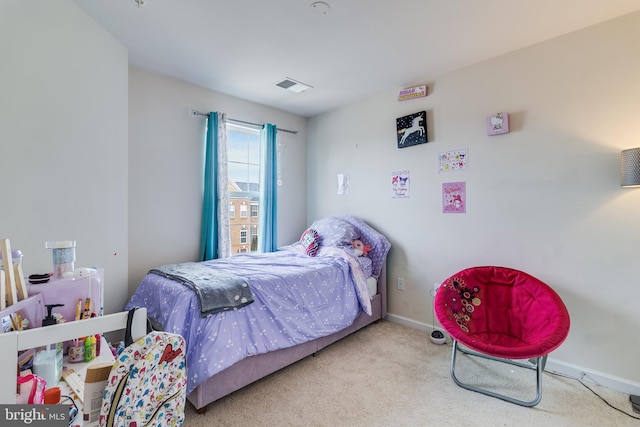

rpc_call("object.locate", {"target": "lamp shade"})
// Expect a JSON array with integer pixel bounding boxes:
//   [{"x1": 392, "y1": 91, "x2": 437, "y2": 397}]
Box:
[{"x1": 621, "y1": 148, "x2": 640, "y2": 187}]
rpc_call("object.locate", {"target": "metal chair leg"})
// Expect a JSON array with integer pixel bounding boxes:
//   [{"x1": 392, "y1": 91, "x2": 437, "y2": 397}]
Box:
[{"x1": 450, "y1": 340, "x2": 543, "y2": 407}]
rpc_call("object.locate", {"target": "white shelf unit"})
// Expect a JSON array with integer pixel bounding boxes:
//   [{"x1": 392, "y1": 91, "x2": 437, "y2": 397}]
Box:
[{"x1": 0, "y1": 308, "x2": 148, "y2": 404}]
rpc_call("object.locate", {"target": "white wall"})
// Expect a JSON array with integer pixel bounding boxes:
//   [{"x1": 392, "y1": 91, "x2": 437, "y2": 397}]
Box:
[
  {"x1": 7, "y1": 0, "x2": 638, "y2": 395},
  {"x1": 0, "y1": 1, "x2": 129, "y2": 315},
  {"x1": 0, "y1": 1, "x2": 308, "y2": 313},
  {"x1": 128, "y1": 69, "x2": 308, "y2": 290},
  {"x1": 308, "y1": 12, "x2": 640, "y2": 391}
]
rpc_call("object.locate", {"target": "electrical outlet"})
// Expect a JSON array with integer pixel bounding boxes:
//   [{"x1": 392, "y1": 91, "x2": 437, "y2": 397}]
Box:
[{"x1": 397, "y1": 277, "x2": 405, "y2": 291}]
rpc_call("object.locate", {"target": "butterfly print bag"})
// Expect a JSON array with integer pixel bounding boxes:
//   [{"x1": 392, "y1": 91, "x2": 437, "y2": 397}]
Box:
[{"x1": 99, "y1": 308, "x2": 187, "y2": 427}]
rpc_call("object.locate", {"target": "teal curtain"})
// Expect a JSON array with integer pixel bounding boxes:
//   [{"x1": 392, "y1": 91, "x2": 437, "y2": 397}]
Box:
[
  {"x1": 258, "y1": 123, "x2": 278, "y2": 252},
  {"x1": 200, "y1": 112, "x2": 219, "y2": 261}
]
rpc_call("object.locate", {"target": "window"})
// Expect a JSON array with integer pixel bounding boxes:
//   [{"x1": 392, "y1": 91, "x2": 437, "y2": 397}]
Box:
[
  {"x1": 229, "y1": 203, "x2": 235, "y2": 218},
  {"x1": 227, "y1": 123, "x2": 261, "y2": 255},
  {"x1": 251, "y1": 225, "x2": 258, "y2": 252}
]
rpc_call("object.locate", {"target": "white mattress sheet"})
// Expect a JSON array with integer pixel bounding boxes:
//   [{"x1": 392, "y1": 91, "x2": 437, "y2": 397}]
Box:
[{"x1": 367, "y1": 276, "x2": 377, "y2": 297}]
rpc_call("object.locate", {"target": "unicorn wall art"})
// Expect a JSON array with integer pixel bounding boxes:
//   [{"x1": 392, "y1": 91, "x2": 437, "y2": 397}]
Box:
[{"x1": 396, "y1": 111, "x2": 427, "y2": 148}]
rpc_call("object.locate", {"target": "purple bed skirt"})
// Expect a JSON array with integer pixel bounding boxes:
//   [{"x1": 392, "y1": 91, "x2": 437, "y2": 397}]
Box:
[{"x1": 187, "y1": 266, "x2": 386, "y2": 412}]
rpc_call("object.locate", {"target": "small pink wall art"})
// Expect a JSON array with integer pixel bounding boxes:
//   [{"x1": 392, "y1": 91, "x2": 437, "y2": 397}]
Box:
[
  {"x1": 486, "y1": 112, "x2": 509, "y2": 136},
  {"x1": 442, "y1": 181, "x2": 466, "y2": 213}
]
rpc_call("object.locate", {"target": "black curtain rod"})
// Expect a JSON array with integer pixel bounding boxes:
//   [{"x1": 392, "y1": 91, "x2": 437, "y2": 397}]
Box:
[{"x1": 193, "y1": 111, "x2": 297, "y2": 135}]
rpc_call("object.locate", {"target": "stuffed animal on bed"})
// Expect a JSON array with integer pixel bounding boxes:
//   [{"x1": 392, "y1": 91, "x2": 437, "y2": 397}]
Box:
[{"x1": 351, "y1": 239, "x2": 371, "y2": 257}]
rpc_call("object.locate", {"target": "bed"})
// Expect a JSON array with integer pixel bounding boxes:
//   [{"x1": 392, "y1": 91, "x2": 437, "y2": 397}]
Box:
[{"x1": 125, "y1": 214, "x2": 390, "y2": 412}]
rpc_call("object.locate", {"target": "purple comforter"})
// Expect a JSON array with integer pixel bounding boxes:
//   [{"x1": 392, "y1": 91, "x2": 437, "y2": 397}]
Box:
[{"x1": 126, "y1": 248, "x2": 367, "y2": 394}]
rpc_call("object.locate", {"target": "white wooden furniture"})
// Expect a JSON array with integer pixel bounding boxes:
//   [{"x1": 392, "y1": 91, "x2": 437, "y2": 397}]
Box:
[
  {"x1": 27, "y1": 273, "x2": 103, "y2": 323},
  {"x1": 0, "y1": 308, "x2": 148, "y2": 404}
]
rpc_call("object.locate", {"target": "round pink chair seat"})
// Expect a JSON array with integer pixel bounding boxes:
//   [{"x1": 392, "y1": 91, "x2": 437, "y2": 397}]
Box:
[{"x1": 434, "y1": 266, "x2": 570, "y2": 360}]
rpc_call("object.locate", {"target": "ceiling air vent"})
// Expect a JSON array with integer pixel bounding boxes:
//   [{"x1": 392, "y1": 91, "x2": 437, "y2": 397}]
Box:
[{"x1": 276, "y1": 78, "x2": 313, "y2": 93}]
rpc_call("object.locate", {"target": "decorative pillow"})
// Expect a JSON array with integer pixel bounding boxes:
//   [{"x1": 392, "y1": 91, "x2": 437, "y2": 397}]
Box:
[
  {"x1": 327, "y1": 214, "x2": 392, "y2": 280},
  {"x1": 309, "y1": 217, "x2": 359, "y2": 247},
  {"x1": 300, "y1": 228, "x2": 320, "y2": 257}
]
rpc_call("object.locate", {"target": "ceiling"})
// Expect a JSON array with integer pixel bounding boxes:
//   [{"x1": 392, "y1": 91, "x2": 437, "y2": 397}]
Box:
[{"x1": 71, "y1": 0, "x2": 640, "y2": 118}]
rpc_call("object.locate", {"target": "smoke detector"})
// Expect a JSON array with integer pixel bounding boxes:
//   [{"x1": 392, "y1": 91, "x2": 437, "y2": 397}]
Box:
[
  {"x1": 310, "y1": 2, "x2": 330, "y2": 15},
  {"x1": 275, "y1": 78, "x2": 313, "y2": 93}
]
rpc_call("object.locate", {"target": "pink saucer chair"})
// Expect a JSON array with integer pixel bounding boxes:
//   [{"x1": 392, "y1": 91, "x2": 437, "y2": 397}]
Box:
[{"x1": 434, "y1": 266, "x2": 570, "y2": 407}]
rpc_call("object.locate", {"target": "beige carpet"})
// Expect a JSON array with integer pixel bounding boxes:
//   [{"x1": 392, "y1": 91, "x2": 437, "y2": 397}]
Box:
[{"x1": 182, "y1": 321, "x2": 639, "y2": 426}]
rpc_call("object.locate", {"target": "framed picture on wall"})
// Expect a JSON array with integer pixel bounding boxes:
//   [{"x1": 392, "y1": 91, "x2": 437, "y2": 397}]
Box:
[
  {"x1": 486, "y1": 112, "x2": 509, "y2": 136},
  {"x1": 396, "y1": 111, "x2": 427, "y2": 148}
]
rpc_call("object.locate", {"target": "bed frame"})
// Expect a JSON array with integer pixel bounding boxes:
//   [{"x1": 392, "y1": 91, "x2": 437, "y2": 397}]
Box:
[{"x1": 187, "y1": 264, "x2": 387, "y2": 413}]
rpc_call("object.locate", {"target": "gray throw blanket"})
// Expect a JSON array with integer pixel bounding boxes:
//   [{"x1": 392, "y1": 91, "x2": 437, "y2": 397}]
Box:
[{"x1": 149, "y1": 262, "x2": 253, "y2": 316}]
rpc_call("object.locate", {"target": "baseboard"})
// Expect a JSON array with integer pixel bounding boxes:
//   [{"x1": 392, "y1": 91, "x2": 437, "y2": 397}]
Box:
[
  {"x1": 386, "y1": 313, "x2": 435, "y2": 333},
  {"x1": 386, "y1": 313, "x2": 640, "y2": 397},
  {"x1": 544, "y1": 359, "x2": 640, "y2": 396}
]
